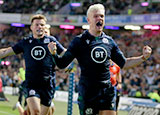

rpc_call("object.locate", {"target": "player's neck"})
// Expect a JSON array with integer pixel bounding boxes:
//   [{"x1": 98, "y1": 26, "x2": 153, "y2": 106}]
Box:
[
  {"x1": 88, "y1": 29, "x2": 102, "y2": 37},
  {"x1": 33, "y1": 34, "x2": 44, "y2": 39}
]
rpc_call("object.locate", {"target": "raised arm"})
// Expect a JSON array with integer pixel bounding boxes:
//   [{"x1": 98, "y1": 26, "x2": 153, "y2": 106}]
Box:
[
  {"x1": 123, "y1": 46, "x2": 152, "y2": 70},
  {"x1": 0, "y1": 47, "x2": 15, "y2": 59}
]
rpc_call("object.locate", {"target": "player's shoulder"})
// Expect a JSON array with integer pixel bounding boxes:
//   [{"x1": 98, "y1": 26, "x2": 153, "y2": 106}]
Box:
[
  {"x1": 102, "y1": 33, "x2": 117, "y2": 46},
  {"x1": 21, "y1": 35, "x2": 33, "y2": 43},
  {"x1": 75, "y1": 34, "x2": 83, "y2": 41},
  {"x1": 45, "y1": 35, "x2": 57, "y2": 42},
  {"x1": 102, "y1": 32, "x2": 114, "y2": 41},
  {"x1": 23, "y1": 35, "x2": 32, "y2": 40},
  {"x1": 71, "y1": 33, "x2": 83, "y2": 43},
  {"x1": 74, "y1": 30, "x2": 90, "y2": 41}
]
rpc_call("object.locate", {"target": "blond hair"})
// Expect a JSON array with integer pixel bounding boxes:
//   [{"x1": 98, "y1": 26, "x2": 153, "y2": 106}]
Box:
[
  {"x1": 45, "y1": 24, "x2": 51, "y2": 29},
  {"x1": 30, "y1": 14, "x2": 47, "y2": 24},
  {"x1": 87, "y1": 4, "x2": 105, "y2": 17}
]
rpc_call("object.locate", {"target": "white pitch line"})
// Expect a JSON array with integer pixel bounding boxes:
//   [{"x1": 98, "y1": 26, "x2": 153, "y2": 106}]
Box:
[{"x1": 0, "y1": 110, "x2": 16, "y2": 115}]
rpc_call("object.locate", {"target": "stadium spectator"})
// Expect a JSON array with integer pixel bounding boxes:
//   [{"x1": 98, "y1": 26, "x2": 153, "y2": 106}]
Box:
[
  {"x1": 2, "y1": 0, "x2": 158, "y2": 15},
  {"x1": 12, "y1": 71, "x2": 19, "y2": 95},
  {"x1": 0, "y1": 72, "x2": 9, "y2": 101}
]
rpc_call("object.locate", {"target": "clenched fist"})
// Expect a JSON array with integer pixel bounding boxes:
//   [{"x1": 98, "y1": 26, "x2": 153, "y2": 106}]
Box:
[
  {"x1": 48, "y1": 42, "x2": 57, "y2": 55},
  {"x1": 142, "y1": 45, "x2": 152, "y2": 60}
]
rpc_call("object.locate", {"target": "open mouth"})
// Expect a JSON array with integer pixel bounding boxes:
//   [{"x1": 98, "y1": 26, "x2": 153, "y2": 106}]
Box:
[
  {"x1": 37, "y1": 30, "x2": 42, "y2": 33},
  {"x1": 96, "y1": 21, "x2": 103, "y2": 27}
]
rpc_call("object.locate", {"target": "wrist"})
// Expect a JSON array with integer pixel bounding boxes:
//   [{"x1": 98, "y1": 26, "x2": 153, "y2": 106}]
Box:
[{"x1": 118, "y1": 82, "x2": 122, "y2": 84}]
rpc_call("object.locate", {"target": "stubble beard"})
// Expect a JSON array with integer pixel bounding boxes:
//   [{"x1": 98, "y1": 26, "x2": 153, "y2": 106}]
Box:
[{"x1": 36, "y1": 30, "x2": 44, "y2": 38}]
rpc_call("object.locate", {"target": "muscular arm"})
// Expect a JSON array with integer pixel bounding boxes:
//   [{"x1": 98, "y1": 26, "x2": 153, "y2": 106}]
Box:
[
  {"x1": 123, "y1": 46, "x2": 152, "y2": 70},
  {"x1": 0, "y1": 47, "x2": 15, "y2": 59},
  {"x1": 123, "y1": 55, "x2": 145, "y2": 70}
]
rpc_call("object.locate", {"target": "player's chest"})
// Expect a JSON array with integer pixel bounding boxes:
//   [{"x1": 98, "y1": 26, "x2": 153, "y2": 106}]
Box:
[
  {"x1": 80, "y1": 39, "x2": 112, "y2": 63},
  {"x1": 83, "y1": 38, "x2": 111, "y2": 54},
  {"x1": 23, "y1": 40, "x2": 50, "y2": 59}
]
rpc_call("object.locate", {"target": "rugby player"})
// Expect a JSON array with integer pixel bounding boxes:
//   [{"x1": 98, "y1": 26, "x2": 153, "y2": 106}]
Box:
[
  {"x1": 0, "y1": 14, "x2": 65, "y2": 115},
  {"x1": 48, "y1": 3, "x2": 152, "y2": 115}
]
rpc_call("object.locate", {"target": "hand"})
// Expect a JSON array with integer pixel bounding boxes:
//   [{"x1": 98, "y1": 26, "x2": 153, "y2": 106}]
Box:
[
  {"x1": 48, "y1": 42, "x2": 57, "y2": 55},
  {"x1": 116, "y1": 83, "x2": 122, "y2": 90},
  {"x1": 142, "y1": 45, "x2": 152, "y2": 60}
]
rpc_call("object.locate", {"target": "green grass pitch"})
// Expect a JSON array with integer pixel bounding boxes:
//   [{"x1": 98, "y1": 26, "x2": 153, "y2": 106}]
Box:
[{"x1": 0, "y1": 94, "x2": 128, "y2": 115}]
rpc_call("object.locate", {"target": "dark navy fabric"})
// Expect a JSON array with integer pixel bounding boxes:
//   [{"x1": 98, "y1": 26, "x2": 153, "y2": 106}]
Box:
[
  {"x1": 53, "y1": 30, "x2": 126, "y2": 112},
  {"x1": 12, "y1": 35, "x2": 64, "y2": 89}
]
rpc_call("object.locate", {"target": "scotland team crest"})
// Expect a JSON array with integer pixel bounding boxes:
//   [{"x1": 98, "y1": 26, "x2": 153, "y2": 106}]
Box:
[
  {"x1": 102, "y1": 38, "x2": 109, "y2": 44},
  {"x1": 29, "y1": 89, "x2": 36, "y2": 96},
  {"x1": 44, "y1": 38, "x2": 50, "y2": 43}
]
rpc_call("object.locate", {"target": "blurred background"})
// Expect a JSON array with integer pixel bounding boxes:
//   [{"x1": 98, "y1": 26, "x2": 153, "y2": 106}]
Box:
[{"x1": 0, "y1": 0, "x2": 160, "y2": 114}]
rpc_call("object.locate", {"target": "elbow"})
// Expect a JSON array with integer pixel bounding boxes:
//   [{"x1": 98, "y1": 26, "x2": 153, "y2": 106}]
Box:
[{"x1": 123, "y1": 63, "x2": 136, "y2": 70}]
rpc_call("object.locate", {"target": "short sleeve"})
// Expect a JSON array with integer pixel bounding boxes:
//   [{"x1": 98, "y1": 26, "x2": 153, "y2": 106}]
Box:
[
  {"x1": 67, "y1": 36, "x2": 80, "y2": 57},
  {"x1": 111, "y1": 40, "x2": 126, "y2": 68},
  {"x1": 12, "y1": 39, "x2": 24, "y2": 54}
]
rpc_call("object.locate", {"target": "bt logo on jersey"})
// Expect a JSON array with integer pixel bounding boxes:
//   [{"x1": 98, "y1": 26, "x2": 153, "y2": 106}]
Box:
[
  {"x1": 91, "y1": 46, "x2": 107, "y2": 63},
  {"x1": 95, "y1": 51, "x2": 104, "y2": 58},
  {"x1": 31, "y1": 46, "x2": 46, "y2": 60}
]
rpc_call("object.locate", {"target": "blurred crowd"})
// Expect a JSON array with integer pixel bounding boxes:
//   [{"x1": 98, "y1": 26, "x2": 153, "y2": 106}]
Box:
[
  {"x1": 0, "y1": 0, "x2": 160, "y2": 102},
  {"x1": 111, "y1": 30, "x2": 160, "y2": 102},
  {"x1": 0, "y1": 25, "x2": 160, "y2": 102},
  {"x1": 0, "y1": 0, "x2": 69, "y2": 14},
  {"x1": 1, "y1": 0, "x2": 160, "y2": 15}
]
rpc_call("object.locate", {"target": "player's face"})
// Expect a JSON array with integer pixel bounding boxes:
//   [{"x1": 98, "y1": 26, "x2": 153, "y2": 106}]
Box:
[
  {"x1": 44, "y1": 27, "x2": 50, "y2": 36},
  {"x1": 30, "y1": 19, "x2": 46, "y2": 38},
  {"x1": 87, "y1": 9, "x2": 105, "y2": 33}
]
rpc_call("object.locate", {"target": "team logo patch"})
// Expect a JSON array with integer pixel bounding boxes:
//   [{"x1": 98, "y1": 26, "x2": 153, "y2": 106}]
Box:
[
  {"x1": 29, "y1": 89, "x2": 36, "y2": 96},
  {"x1": 86, "y1": 39, "x2": 90, "y2": 44},
  {"x1": 102, "y1": 38, "x2": 109, "y2": 44},
  {"x1": 44, "y1": 38, "x2": 50, "y2": 43},
  {"x1": 85, "y1": 108, "x2": 93, "y2": 115},
  {"x1": 29, "y1": 40, "x2": 32, "y2": 43},
  {"x1": 31, "y1": 46, "x2": 46, "y2": 60},
  {"x1": 91, "y1": 46, "x2": 107, "y2": 63}
]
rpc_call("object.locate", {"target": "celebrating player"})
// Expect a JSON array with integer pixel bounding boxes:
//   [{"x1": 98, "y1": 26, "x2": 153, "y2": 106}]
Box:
[
  {"x1": 0, "y1": 14, "x2": 65, "y2": 115},
  {"x1": 48, "y1": 3, "x2": 152, "y2": 115}
]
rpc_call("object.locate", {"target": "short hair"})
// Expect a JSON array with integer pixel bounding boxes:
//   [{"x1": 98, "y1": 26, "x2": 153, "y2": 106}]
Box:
[
  {"x1": 30, "y1": 14, "x2": 47, "y2": 24},
  {"x1": 87, "y1": 4, "x2": 105, "y2": 17}
]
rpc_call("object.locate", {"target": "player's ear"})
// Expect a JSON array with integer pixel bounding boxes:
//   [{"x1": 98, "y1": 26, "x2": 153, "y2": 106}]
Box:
[
  {"x1": 30, "y1": 25, "x2": 33, "y2": 31},
  {"x1": 87, "y1": 17, "x2": 90, "y2": 24}
]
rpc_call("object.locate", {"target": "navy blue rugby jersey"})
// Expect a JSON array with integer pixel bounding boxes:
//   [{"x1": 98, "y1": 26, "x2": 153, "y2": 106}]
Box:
[
  {"x1": 69, "y1": 30, "x2": 126, "y2": 81},
  {"x1": 12, "y1": 35, "x2": 65, "y2": 88},
  {"x1": 54, "y1": 30, "x2": 126, "y2": 82}
]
